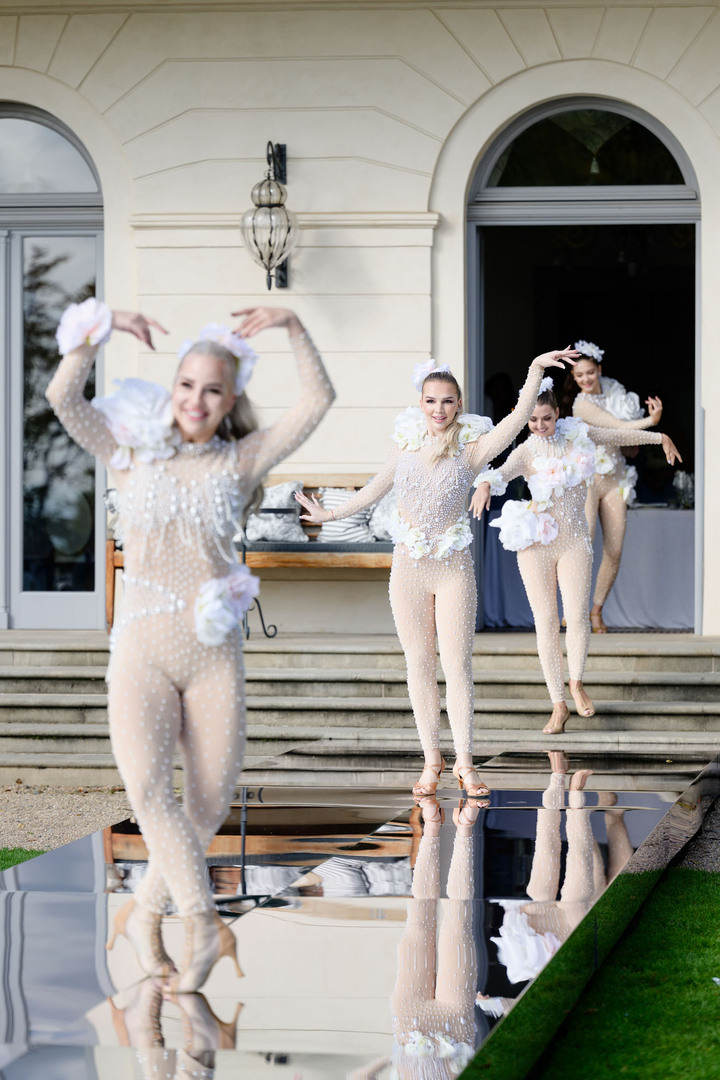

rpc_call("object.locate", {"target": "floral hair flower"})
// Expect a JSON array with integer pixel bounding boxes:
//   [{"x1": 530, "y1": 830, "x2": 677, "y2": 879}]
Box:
[
  {"x1": 538, "y1": 376, "x2": 555, "y2": 396},
  {"x1": 574, "y1": 339, "x2": 604, "y2": 362},
  {"x1": 178, "y1": 323, "x2": 258, "y2": 394},
  {"x1": 412, "y1": 358, "x2": 452, "y2": 393}
]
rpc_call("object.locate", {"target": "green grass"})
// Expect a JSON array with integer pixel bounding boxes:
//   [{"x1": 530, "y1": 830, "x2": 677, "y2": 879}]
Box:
[
  {"x1": 462, "y1": 870, "x2": 661, "y2": 1080},
  {"x1": 0, "y1": 846, "x2": 45, "y2": 871},
  {"x1": 531, "y1": 868, "x2": 720, "y2": 1080}
]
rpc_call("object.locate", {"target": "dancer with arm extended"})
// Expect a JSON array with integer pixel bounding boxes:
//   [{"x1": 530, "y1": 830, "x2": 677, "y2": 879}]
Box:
[
  {"x1": 566, "y1": 339, "x2": 663, "y2": 633},
  {"x1": 471, "y1": 383, "x2": 680, "y2": 734},
  {"x1": 46, "y1": 299, "x2": 334, "y2": 993},
  {"x1": 296, "y1": 347, "x2": 579, "y2": 799}
]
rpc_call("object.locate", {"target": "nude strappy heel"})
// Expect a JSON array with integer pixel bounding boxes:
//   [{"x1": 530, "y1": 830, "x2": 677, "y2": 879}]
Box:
[
  {"x1": 170, "y1": 911, "x2": 243, "y2": 994},
  {"x1": 412, "y1": 756, "x2": 446, "y2": 797},
  {"x1": 106, "y1": 898, "x2": 176, "y2": 977},
  {"x1": 453, "y1": 763, "x2": 490, "y2": 798}
]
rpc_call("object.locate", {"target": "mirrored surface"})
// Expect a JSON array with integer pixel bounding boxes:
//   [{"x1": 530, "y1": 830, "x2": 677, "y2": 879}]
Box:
[{"x1": 0, "y1": 750, "x2": 706, "y2": 1078}]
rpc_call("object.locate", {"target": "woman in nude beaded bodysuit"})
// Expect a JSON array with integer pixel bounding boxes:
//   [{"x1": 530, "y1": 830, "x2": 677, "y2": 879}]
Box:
[
  {"x1": 296, "y1": 348, "x2": 580, "y2": 798},
  {"x1": 567, "y1": 343, "x2": 664, "y2": 632},
  {"x1": 46, "y1": 302, "x2": 334, "y2": 995},
  {"x1": 473, "y1": 386, "x2": 680, "y2": 734}
]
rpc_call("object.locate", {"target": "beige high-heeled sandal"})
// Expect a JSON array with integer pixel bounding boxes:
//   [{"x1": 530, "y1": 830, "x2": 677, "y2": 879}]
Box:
[
  {"x1": 452, "y1": 763, "x2": 490, "y2": 798},
  {"x1": 412, "y1": 756, "x2": 446, "y2": 797},
  {"x1": 569, "y1": 681, "x2": 595, "y2": 717},
  {"x1": 106, "y1": 898, "x2": 177, "y2": 977},
  {"x1": 170, "y1": 911, "x2": 243, "y2": 994}
]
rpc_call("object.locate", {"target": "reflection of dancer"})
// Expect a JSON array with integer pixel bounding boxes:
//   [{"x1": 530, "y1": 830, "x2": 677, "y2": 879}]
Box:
[
  {"x1": 348, "y1": 798, "x2": 483, "y2": 1080},
  {"x1": 564, "y1": 340, "x2": 664, "y2": 633},
  {"x1": 47, "y1": 300, "x2": 334, "y2": 990},
  {"x1": 484, "y1": 752, "x2": 634, "y2": 1014},
  {"x1": 297, "y1": 348, "x2": 579, "y2": 796},
  {"x1": 472, "y1": 384, "x2": 680, "y2": 733}
]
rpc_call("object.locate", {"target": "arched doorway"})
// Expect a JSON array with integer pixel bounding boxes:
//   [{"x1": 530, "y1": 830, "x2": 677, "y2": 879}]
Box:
[
  {"x1": 0, "y1": 104, "x2": 105, "y2": 629},
  {"x1": 467, "y1": 99, "x2": 699, "y2": 631}
]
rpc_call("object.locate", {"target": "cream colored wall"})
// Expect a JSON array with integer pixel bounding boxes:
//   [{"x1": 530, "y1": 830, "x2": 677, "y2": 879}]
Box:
[{"x1": 2, "y1": 1, "x2": 719, "y2": 629}]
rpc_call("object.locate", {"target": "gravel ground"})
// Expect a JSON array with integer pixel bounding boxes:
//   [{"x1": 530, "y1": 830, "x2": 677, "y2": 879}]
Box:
[{"x1": 0, "y1": 784, "x2": 131, "y2": 852}]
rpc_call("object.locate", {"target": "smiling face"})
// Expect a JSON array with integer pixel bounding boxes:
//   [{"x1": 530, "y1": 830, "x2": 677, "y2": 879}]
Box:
[
  {"x1": 171, "y1": 350, "x2": 237, "y2": 443},
  {"x1": 572, "y1": 358, "x2": 602, "y2": 395},
  {"x1": 528, "y1": 401, "x2": 560, "y2": 438},
  {"x1": 420, "y1": 379, "x2": 462, "y2": 436}
]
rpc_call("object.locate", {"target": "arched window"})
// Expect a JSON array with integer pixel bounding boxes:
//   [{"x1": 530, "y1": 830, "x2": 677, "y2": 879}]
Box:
[{"x1": 0, "y1": 105, "x2": 105, "y2": 630}]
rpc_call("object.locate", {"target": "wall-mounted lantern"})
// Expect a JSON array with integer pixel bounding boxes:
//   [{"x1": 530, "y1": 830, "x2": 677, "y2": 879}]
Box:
[{"x1": 240, "y1": 142, "x2": 297, "y2": 289}]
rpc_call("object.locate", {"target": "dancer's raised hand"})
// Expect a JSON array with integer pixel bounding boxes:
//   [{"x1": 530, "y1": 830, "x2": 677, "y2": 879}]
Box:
[
  {"x1": 531, "y1": 345, "x2": 581, "y2": 371},
  {"x1": 111, "y1": 311, "x2": 168, "y2": 350},
  {"x1": 294, "y1": 490, "x2": 333, "y2": 524},
  {"x1": 470, "y1": 482, "x2": 491, "y2": 519},
  {"x1": 230, "y1": 306, "x2": 301, "y2": 337},
  {"x1": 646, "y1": 396, "x2": 663, "y2": 424},
  {"x1": 661, "y1": 433, "x2": 682, "y2": 466}
]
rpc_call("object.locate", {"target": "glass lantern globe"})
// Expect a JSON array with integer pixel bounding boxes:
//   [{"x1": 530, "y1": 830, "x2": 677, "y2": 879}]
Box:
[{"x1": 241, "y1": 176, "x2": 298, "y2": 289}]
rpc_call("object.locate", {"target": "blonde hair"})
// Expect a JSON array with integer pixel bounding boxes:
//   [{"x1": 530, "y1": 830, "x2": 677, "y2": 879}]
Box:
[
  {"x1": 176, "y1": 340, "x2": 263, "y2": 520},
  {"x1": 422, "y1": 370, "x2": 463, "y2": 463}
]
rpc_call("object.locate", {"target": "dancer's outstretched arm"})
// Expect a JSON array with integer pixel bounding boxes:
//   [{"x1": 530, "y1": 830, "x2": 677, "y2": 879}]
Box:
[
  {"x1": 575, "y1": 393, "x2": 661, "y2": 431},
  {"x1": 233, "y1": 307, "x2": 336, "y2": 485},
  {"x1": 469, "y1": 442, "x2": 531, "y2": 518},
  {"x1": 586, "y1": 424, "x2": 682, "y2": 464},
  {"x1": 295, "y1": 446, "x2": 400, "y2": 524}
]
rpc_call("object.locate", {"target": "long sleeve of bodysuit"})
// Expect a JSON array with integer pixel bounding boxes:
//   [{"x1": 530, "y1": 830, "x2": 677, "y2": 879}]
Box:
[
  {"x1": 236, "y1": 323, "x2": 336, "y2": 487},
  {"x1": 322, "y1": 445, "x2": 401, "y2": 520},
  {"x1": 585, "y1": 425, "x2": 662, "y2": 448},
  {"x1": 482, "y1": 441, "x2": 534, "y2": 486},
  {"x1": 573, "y1": 394, "x2": 655, "y2": 431},
  {"x1": 466, "y1": 363, "x2": 545, "y2": 474},
  {"x1": 45, "y1": 344, "x2": 118, "y2": 467}
]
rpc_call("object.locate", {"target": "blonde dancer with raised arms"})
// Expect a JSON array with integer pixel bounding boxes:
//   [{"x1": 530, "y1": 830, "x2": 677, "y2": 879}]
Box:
[
  {"x1": 566, "y1": 339, "x2": 664, "y2": 633},
  {"x1": 472, "y1": 382, "x2": 680, "y2": 733},
  {"x1": 46, "y1": 298, "x2": 334, "y2": 993},
  {"x1": 296, "y1": 347, "x2": 579, "y2": 798}
]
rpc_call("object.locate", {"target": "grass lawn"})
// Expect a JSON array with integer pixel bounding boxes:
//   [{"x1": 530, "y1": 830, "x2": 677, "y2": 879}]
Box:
[
  {"x1": 531, "y1": 868, "x2": 720, "y2": 1080},
  {"x1": 0, "y1": 847, "x2": 44, "y2": 871}
]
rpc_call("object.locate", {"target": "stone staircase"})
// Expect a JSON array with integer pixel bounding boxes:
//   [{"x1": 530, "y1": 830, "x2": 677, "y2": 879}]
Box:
[{"x1": 0, "y1": 631, "x2": 719, "y2": 785}]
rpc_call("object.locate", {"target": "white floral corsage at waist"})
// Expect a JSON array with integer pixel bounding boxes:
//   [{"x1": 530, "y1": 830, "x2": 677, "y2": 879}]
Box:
[
  {"x1": 490, "y1": 500, "x2": 558, "y2": 551},
  {"x1": 395, "y1": 1030, "x2": 474, "y2": 1068},
  {"x1": 389, "y1": 510, "x2": 473, "y2": 560},
  {"x1": 411, "y1": 358, "x2": 452, "y2": 392},
  {"x1": 56, "y1": 298, "x2": 113, "y2": 356},
  {"x1": 92, "y1": 378, "x2": 181, "y2": 470},
  {"x1": 593, "y1": 444, "x2": 615, "y2": 475},
  {"x1": 392, "y1": 407, "x2": 493, "y2": 453},
  {"x1": 473, "y1": 468, "x2": 508, "y2": 496},
  {"x1": 574, "y1": 339, "x2": 604, "y2": 362},
  {"x1": 194, "y1": 565, "x2": 260, "y2": 646},
  {"x1": 179, "y1": 323, "x2": 258, "y2": 394},
  {"x1": 619, "y1": 463, "x2": 638, "y2": 504}
]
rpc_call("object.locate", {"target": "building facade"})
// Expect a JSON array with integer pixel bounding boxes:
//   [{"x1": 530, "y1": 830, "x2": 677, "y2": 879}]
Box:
[{"x1": 0, "y1": 0, "x2": 715, "y2": 632}]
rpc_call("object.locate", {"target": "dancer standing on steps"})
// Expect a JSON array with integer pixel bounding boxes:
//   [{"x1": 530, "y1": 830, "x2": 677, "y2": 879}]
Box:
[
  {"x1": 296, "y1": 346, "x2": 580, "y2": 797},
  {"x1": 563, "y1": 339, "x2": 664, "y2": 633},
  {"x1": 472, "y1": 382, "x2": 681, "y2": 734},
  {"x1": 46, "y1": 298, "x2": 334, "y2": 992}
]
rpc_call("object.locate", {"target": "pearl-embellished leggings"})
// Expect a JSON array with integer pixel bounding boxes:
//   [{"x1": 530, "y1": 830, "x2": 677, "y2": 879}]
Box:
[
  {"x1": 108, "y1": 613, "x2": 246, "y2": 917},
  {"x1": 585, "y1": 475, "x2": 627, "y2": 608},
  {"x1": 517, "y1": 535, "x2": 592, "y2": 704},
  {"x1": 389, "y1": 548, "x2": 476, "y2": 756}
]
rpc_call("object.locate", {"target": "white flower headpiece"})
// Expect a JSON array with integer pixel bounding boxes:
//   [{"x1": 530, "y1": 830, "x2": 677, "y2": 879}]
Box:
[
  {"x1": 178, "y1": 323, "x2": 258, "y2": 394},
  {"x1": 412, "y1": 358, "x2": 452, "y2": 393},
  {"x1": 538, "y1": 376, "x2": 555, "y2": 396},
  {"x1": 574, "y1": 339, "x2": 604, "y2": 362}
]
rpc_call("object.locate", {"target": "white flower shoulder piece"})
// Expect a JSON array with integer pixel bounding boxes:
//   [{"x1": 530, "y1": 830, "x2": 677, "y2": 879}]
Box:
[
  {"x1": 56, "y1": 298, "x2": 113, "y2": 356},
  {"x1": 392, "y1": 407, "x2": 427, "y2": 452},
  {"x1": 92, "y1": 378, "x2": 182, "y2": 471},
  {"x1": 194, "y1": 565, "x2": 260, "y2": 646},
  {"x1": 473, "y1": 468, "x2": 508, "y2": 496},
  {"x1": 555, "y1": 416, "x2": 591, "y2": 445},
  {"x1": 599, "y1": 376, "x2": 644, "y2": 421},
  {"x1": 456, "y1": 412, "x2": 494, "y2": 449}
]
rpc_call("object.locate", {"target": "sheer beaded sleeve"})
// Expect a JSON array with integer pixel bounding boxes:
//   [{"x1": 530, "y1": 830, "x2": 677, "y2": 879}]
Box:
[
  {"x1": 574, "y1": 395, "x2": 655, "y2": 431},
  {"x1": 489, "y1": 442, "x2": 533, "y2": 485},
  {"x1": 324, "y1": 446, "x2": 400, "y2": 520},
  {"x1": 466, "y1": 363, "x2": 544, "y2": 473},
  {"x1": 45, "y1": 344, "x2": 118, "y2": 467},
  {"x1": 586, "y1": 425, "x2": 662, "y2": 448},
  {"x1": 236, "y1": 323, "x2": 335, "y2": 486}
]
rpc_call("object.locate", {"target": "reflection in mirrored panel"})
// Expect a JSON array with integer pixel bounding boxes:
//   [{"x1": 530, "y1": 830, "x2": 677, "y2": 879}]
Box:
[
  {"x1": 22, "y1": 236, "x2": 97, "y2": 593},
  {"x1": 0, "y1": 753, "x2": 706, "y2": 1078},
  {"x1": 0, "y1": 117, "x2": 99, "y2": 194}
]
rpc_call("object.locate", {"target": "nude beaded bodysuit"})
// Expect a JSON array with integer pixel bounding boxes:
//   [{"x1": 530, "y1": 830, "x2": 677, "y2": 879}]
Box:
[
  {"x1": 489, "y1": 423, "x2": 662, "y2": 704},
  {"x1": 329, "y1": 364, "x2": 545, "y2": 759},
  {"x1": 573, "y1": 391, "x2": 656, "y2": 609},
  {"x1": 46, "y1": 327, "x2": 334, "y2": 917}
]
